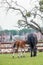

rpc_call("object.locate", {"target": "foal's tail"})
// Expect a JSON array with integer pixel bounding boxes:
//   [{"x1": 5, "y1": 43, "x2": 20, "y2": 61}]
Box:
[{"x1": 13, "y1": 41, "x2": 16, "y2": 48}]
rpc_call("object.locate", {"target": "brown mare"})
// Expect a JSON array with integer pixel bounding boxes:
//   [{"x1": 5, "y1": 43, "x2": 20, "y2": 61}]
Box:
[{"x1": 12, "y1": 40, "x2": 26, "y2": 58}]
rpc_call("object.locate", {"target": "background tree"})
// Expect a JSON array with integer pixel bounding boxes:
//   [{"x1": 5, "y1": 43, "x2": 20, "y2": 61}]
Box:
[
  {"x1": 0, "y1": 0, "x2": 43, "y2": 34},
  {"x1": 19, "y1": 28, "x2": 34, "y2": 35},
  {"x1": 39, "y1": 0, "x2": 43, "y2": 12}
]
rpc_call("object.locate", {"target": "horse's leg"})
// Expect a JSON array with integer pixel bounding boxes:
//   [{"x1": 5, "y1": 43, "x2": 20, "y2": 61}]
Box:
[
  {"x1": 18, "y1": 47, "x2": 22, "y2": 58},
  {"x1": 18, "y1": 47, "x2": 20, "y2": 57},
  {"x1": 33, "y1": 47, "x2": 37, "y2": 56},
  {"x1": 35, "y1": 47, "x2": 37, "y2": 56},
  {"x1": 30, "y1": 48, "x2": 33, "y2": 57},
  {"x1": 23, "y1": 47, "x2": 25, "y2": 57},
  {"x1": 19, "y1": 47, "x2": 25, "y2": 57},
  {"x1": 12, "y1": 48, "x2": 15, "y2": 58},
  {"x1": 20, "y1": 48, "x2": 23, "y2": 57},
  {"x1": 17, "y1": 47, "x2": 21, "y2": 58}
]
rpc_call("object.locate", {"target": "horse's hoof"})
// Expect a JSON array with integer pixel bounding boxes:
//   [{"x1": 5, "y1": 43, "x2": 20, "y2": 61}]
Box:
[
  {"x1": 30, "y1": 55, "x2": 33, "y2": 57},
  {"x1": 33, "y1": 55, "x2": 37, "y2": 57}
]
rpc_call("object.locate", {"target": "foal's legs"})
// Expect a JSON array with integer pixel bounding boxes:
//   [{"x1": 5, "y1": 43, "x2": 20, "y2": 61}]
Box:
[
  {"x1": 23, "y1": 48, "x2": 25, "y2": 57},
  {"x1": 12, "y1": 47, "x2": 18, "y2": 58},
  {"x1": 12, "y1": 48, "x2": 15, "y2": 58},
  {"x1": 20, "y1": 48, "x2": 25, "y2": 57},
  {"x1": 18, "y1": 47, "x2": 23, "y2": 58}
]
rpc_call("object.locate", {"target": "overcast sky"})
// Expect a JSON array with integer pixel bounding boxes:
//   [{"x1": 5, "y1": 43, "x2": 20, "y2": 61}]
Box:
[{"x1": 0, "y1": 0, "x2": 43, "y2": 30}]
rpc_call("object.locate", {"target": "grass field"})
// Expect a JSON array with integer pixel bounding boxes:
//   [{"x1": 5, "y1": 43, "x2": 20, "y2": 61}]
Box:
[{"x1": 0, "y1": 52, "x2": 43, "y2": 65}]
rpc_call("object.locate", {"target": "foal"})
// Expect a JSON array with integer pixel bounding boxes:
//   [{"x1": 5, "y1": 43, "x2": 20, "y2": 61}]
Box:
[{"x1": 12, "y1": 40, "x2": 26, "y2": 58}]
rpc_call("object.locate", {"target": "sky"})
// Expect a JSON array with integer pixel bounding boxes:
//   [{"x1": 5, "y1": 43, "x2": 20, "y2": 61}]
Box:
[{"x1": 0, "y1": 0, "x2": 43, "y2": 30}]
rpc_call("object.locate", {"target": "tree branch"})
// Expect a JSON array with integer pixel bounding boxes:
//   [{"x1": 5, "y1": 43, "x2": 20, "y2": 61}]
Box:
[
  {"x1": 18, "y1": 19, "x2": 42, "y2": 33},
  {"x1": 15, "y1": 1, "x2": 27, "y2": 13},
  {"x1": 0, "y1": 0, "x2": 43, "y2": 34},
  {"x1": 30, "y1": 19, "x2": 42, "y2": 32}
]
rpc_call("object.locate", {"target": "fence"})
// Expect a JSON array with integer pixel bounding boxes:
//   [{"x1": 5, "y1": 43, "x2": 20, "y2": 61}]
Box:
[{"x1": 0, "y1": 42, "x2": 43, "y2": 53}]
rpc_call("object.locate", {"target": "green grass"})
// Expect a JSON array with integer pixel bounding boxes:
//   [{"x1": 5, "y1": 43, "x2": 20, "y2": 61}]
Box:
[{"x1": 0, "y1": 52, "x2": 43, "y2": 65}]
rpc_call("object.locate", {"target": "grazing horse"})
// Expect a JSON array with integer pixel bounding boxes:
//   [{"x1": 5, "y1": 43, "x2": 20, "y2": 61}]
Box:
[
  {"x1": 27, "y1": 33, "x2": 38, "y2": 57},
  {"x1": 12, "y1": 40, "x2": 26, "y2": 58}
]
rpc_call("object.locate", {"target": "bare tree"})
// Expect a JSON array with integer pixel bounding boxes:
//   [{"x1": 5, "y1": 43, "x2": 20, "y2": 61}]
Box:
[{"x1": 0, "y1": 0, "x2": 43, "y2": 34}]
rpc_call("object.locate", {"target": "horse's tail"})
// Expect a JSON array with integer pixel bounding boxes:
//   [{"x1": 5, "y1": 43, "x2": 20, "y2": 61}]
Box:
[{"x1": 13, "y1": 41, "x2": 16, "y2": 48}]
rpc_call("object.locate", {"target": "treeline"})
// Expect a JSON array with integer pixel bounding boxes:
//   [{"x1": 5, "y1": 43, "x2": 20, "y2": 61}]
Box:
[{"x1": 0, "y1": 28, "x2": 37, "y2": 35}]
